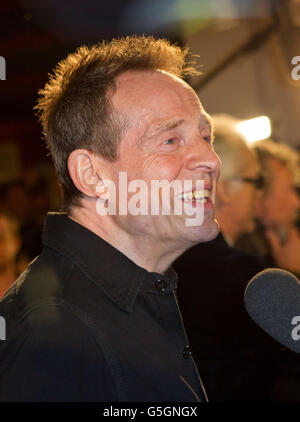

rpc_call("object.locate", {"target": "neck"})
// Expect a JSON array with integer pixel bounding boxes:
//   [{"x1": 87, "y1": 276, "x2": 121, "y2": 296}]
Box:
[{"x1": 69, "y1": 205, "x2": 187, "y2": 274}]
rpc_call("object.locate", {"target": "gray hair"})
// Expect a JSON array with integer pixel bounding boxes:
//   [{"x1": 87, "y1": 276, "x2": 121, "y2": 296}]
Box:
[
  {"x1": 212, "y1": 114, "x2": 257, "y2": 181},
  {"x1": 253, "y1": 139, "x2": 300, "y2": 189}
]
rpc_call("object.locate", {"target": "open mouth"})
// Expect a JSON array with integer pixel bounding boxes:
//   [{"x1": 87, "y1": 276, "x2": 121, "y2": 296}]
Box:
[{"x1": 177, "y1": 189, "x2": 210, "y2": 203}]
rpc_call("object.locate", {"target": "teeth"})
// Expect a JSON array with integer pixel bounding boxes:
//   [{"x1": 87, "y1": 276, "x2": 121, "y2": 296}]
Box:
[{"x1": 178, "y1": 189, "x2": 210, "y2": 201}]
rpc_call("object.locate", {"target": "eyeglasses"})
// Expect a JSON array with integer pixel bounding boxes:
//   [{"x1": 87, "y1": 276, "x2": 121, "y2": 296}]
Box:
[{"x1": 231, "y1": 175, "x2": 265, "y2": 190}]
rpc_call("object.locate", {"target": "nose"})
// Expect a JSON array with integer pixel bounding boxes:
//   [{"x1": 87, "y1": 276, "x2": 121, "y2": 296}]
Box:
[{"x1": 185, "y1": 139, "x2": 221, "y2": 176}]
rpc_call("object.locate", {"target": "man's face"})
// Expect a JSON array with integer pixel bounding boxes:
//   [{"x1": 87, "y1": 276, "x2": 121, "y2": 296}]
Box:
[
  {"x1": 225, "y1": 150, "x2": 261, "y2": 236},
  {"x1": 256, "y1": 158, "x2": 300, "y2": 228},
  {"x1": 102, "y1": 70, "x2": 220, "y2": 250}
]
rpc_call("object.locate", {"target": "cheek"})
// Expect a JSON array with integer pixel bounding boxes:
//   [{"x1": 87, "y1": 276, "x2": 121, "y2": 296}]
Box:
[
  {"x1": 248, "y1": 189, "x2": 257, "y2": 208},
  {"x1": 236, "y1": 190, "x2": 254, "y2": 217},
  {"x1": 270, "y1": 190, "x2": 285, "y2": 211},
  {"x1": 241, "y1": 196, "x2": 252, "y2": 215},
  {"x1": 140, "y1": 154, "x2": 183, "y2": 181},
  {"x1": 263, "y1": 194, "x2": 282, "y2": 220}
]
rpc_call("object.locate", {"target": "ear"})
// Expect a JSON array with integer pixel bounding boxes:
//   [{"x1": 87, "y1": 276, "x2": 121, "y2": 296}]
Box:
[
  {"x1": 216, "y1": 181, "x2": 232, "y2": 206},
  {"x1": 68, "y1": 149, "x2": 107, "y2": 199}
]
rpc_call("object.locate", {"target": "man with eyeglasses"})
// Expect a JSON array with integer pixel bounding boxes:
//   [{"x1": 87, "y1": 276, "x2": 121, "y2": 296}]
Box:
[
  {"x1": 234, "y1": 140, "x2": 300, "y2": 402},
  {"x1": 174, "y1": 114, "x2": 285, "y2": 401},
  {"x1": 211, "y1": 117, "x2": 264, "y2": 246},
  {"x1": 236, "y1": 139, "x2": 300, "y2": 278}
]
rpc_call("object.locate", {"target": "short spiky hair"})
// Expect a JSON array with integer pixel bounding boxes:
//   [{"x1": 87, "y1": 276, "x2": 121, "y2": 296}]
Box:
[{"x1": 35, "y1": 35, "x2": 199, "y2": 211}]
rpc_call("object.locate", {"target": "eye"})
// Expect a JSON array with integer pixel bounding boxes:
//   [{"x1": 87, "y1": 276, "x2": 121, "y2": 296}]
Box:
[
  {"x1": 160, "y1": 136, "x2": 184, "y2": 150},
  {"x1": 163, "y1": 138, "x2": 176, "y2": 145},
  {"x1": 203, "y1": 135, "x2": 211, "y2": 143}
]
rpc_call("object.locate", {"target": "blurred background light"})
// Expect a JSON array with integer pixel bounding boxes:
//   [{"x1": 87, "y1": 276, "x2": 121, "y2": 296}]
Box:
[
  {"x1": 236, "y1": 116, "x2": 272, "y2": 143},
  {"x1": 120, "y1": 0, "x2": 274, "y2": 37}
]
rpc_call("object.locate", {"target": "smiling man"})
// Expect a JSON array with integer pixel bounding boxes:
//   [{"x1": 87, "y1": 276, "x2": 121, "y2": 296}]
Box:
[{"x1": 0, "y1": 36, "x2": 219, "y2": 402}]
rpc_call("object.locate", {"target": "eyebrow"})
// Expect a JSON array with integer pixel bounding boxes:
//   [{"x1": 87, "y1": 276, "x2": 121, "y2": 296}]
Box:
[
  {"x1": 141, "y1": 119, "x2": 184, "y2": 142},
  {"x1": 203, "y1": 114, "x2": 213, "y2": 133},
  {"x1": 140, "y1": 115, "x2": 212, "y2": 144},
  {"x1": 202, "y1": 114, "x2": 214, "y2": 142}
]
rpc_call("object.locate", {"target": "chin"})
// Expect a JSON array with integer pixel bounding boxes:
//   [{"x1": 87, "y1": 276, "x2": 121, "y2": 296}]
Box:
[{"x1": 183, "y1": 218, "x2": 220, "y2": 245}]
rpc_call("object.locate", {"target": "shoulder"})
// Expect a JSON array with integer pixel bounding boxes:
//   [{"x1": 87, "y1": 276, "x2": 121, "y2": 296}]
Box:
[
  {"x1": 0, "y1": 247, "x2": 76, "y2": 322},
  {"x1": 0, "y1": 299, "x2": 114, "y2": 401},
  {"x1": 0, "y1": 248, "x2": 119, "y2": 401},
  {"x1": 0, "y1": 299, "x2": 101, "y2": 366}
]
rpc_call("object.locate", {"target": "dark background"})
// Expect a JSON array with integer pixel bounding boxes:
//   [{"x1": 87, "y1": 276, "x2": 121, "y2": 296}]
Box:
[
  {"x1": 0, "y1": 0, "x2": 183, "y2": 190},
  {"x1": 1, "y1": 0, "x2": 300, "y2": 204}
]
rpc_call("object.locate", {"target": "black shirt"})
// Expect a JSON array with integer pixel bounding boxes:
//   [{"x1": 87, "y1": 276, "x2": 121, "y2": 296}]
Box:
[
  {"x1": 174, "y1": 233, "x2": 283, "y2": 401},
  {"x1": 0, "y1": 212, "x2": 205, "y2": 402}
]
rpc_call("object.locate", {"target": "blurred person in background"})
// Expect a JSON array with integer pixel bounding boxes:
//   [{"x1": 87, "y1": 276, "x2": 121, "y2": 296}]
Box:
[
  {"x1": 236, "y1": 139, "x2": 300, "y2": 277},
  {"x1": 0, "y1": 213, "x2": 21, "y2": 298},
  {"x1": 212, "y1": 115, "x2": 263, "y2": 245},
  {"x1": 235, "y1": 139, "x2": 300, "y2": 401},
  {"x1": 174, "y1": 114, "x2": 284, "y2": 402},
  {"x1": 29, "y1": 179, "x2": 52, "y2": 226},
  {"x1": 0, "y1": 181, "x2": 43, "y2": 262}
]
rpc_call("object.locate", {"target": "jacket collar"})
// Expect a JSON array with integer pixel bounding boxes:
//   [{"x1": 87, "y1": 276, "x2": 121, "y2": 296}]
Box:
[{"x1": 42, "y1": 212, "x2": 177, "y2": 313}]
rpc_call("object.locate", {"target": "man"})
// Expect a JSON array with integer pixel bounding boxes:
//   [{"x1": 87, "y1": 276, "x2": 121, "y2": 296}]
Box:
[
  {"x1": 236, "y1": 139, "x2": 300, "y2": 275},
  {"x1": 0, "y1": 36, "x2": 220, "y2": 401},
  {"x1": 1, "y1": 182, "x2": 43, "y2": 263},
  {"x1": 174, "y1": 115, "x2": 282, "y2": 401},
  {"x1": 233, "y1": 140, "x2": 300, "y2": 402},
  {"x1": 211, "y1": 114, "x2": 263, "y2": 245}
]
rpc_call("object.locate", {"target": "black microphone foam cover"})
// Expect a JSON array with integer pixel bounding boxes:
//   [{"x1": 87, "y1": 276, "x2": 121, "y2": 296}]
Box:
[{"x1": 244, "y1": 268, "x2": 300, "y2": 353}]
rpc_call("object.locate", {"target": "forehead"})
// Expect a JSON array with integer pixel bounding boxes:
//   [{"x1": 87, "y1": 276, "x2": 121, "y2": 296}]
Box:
[{"x1": 111, "y1": 70, "x2": 207, "y2": 130}]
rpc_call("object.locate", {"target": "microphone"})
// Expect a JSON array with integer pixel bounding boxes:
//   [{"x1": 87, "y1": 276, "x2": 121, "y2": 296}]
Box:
[{"x1": 244, "y1": 268, "x2": 300, "y2": 353}]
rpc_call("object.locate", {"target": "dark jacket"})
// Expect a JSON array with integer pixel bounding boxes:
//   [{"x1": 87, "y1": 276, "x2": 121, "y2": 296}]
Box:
[
  {"x1": 0, "y1": 212, "x2": 205, "y2": 402},
  {"x1": 174, "y1": 233, "x2": 284, "y2": 401}
]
